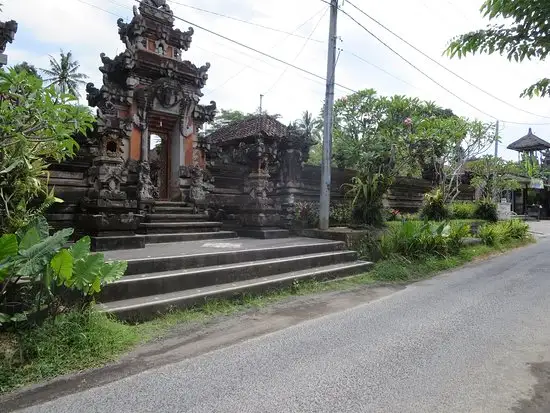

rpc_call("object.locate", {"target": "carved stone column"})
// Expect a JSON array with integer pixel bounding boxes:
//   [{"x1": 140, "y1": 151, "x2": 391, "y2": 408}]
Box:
[
  {"x1": 78, "y1": 133, "x2": 143, "y2": 251},
  {"x1": 238, "y1": 138, "x2": 283, "y2": 237},
  {"x1": 275, "y1": 125, "x2": 316, "y2": 229}
]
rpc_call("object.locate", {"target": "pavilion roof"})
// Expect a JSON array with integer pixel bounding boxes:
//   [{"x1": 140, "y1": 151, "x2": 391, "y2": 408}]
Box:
[
  {"x1": 207, "y1": 115, "x2": 287, "y2": 145},
  {"x1": 507, "y1": 128, "x2": 550, "y2": 152}
]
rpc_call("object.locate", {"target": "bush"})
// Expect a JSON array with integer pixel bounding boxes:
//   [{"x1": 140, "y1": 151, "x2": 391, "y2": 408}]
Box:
[
  {"x1": 450, "y1": 201, "x2": 476, "y2": 219},
  {"x1": 0, "y1": 69, "x2": 95, "y2": 233},
  {"x1": 380, "y1": 220, "x2": 470, "y2": 259},
  {"x1": 0, "y1": 217, "x2": 127, "y2": 328},
  {"x1": 474, "y1": 199, "x2": 498, "y2": 222},
  {"x1": 479, "y1": 219, "x2": 530, "y2": 246},
  {"x1": 420, "y1": 189, "x2": 448, "y2": 221},
  {"x1": 330, "y1": 202, "x2": 352, "y2": 226},
  {"x1": 294, "y1": 201, "x2": 319, "y2": 228}
]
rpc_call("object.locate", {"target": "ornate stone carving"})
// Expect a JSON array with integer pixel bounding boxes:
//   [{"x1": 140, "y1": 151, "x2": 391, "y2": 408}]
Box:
[
  {"x1": 0, "y1": 20, "x2": 17, "y2": 55},
  {"x1": 137, "y1": 161, "x2": 156, "y2": 201},
  {"x1": 180, "y1": 165, "x2": 213, "y2": 207},
  {"x1": 197, "y1": 63, "x2": 211, "y2": 88}
]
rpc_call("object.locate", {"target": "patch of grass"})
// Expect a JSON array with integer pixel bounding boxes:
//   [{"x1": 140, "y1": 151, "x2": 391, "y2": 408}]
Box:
[
  {"x1": 0, "y1": 311, "x2": 140, "y2": 394},
  {"x1": 0, "y1": 236, "x2": 534, "y2": 395}
]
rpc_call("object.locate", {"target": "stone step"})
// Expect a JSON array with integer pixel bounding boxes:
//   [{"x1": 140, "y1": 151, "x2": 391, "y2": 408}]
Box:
[
  {"x1": 154, "y1": 206, "x2": 195, "y2": 214},
  {"x1": 99, "y1": 250, "x2": 358, "y2": 302},
  {"x1": 99, "y1": 261, "x2": 373, "y2": 321},
  {"x1": 154, "y1": 201, "x2": 190, "y2": 207},
  {"x1": 121, "y1": 240, "x2": 345, "y2": 276},
  {"x1": 144, "y1": 231, "x2": 238, "y2": 245},
  {"x1": 139, "y1": 222, "x2": 222, "y2": 234},
  {"x1": 146, "y1": 213, "x2": 209, "y2": 222}
]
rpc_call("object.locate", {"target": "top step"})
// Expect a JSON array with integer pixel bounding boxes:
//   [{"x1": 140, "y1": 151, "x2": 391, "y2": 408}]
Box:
[{"x1": 154, "y1": 201, "x2": 190, "y2": 207}]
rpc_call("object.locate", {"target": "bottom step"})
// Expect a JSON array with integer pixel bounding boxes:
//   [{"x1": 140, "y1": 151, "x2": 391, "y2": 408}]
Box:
[
  {"x1": 145, "y1": 231, "x2": 237, "y2": 244},
  {"x1": 99, "y1": 261, "x2": 373, "y2": 321}
]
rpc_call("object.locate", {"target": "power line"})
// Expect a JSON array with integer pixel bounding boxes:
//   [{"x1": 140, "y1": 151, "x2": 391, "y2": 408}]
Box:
[
  {"x1": 166, "y1": 0, "x2": 324, "y2": 44},
  {"x1": 338, "y1": 6, "x2": 496, "y2": 119},
  {"x1": 264, "y1": 8, "x2": 328, "y2": 95},
  {"x1": 344, "y1": 50, "x2": 420, "y2": 90},
  {"x1": 76, "y1": 0, "x2": 122, "y2": 17},
  {"x1": 132, "y1": 0, "x2": 357, "y2": 93},
  {"x1": 345, "y1": 0, "x2": 550, "y2": 120},
  {"x1": 206, "y1": 7, "x2": 328, "y2": 97}
]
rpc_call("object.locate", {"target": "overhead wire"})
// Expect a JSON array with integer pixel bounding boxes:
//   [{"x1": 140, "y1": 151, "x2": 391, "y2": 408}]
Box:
[
  {"x1": 264, "y1": 7, "x2": 328, "y2": 95},
  {"x1": 345, "y1": 0, "x2": 550, "y2": 120},
  {"x1": 131, "y1": 0, "x2": 357, "y2": 93},
  {"x1": 205, "y1": 7, "x2": 328, "y2": 97},
  {"x1": 166, "y1": 0, "x2": 325, "y2": 44}
]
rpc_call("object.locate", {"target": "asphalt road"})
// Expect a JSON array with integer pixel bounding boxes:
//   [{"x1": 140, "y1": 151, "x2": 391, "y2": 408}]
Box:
[{"x1": 15, "y1": 240, "x2": 550, "y2": 413}]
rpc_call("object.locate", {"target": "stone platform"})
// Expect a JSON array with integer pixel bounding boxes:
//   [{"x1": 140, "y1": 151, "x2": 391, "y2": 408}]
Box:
[{"x1": 99, "y1": 236, "x2": 372, "y2": 320}]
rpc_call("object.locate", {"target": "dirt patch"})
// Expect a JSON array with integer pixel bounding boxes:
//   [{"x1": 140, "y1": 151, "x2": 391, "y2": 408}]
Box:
[
  {"x1": 512, "y1": 362, "x2": 550, "y2": 413},
  {"x1": 0, "y1": 284, "x2": 402, "y2": 413}
]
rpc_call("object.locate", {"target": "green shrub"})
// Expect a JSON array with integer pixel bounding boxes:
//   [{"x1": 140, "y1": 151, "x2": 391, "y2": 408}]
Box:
[
  {"x1": 294, "y1": 201, "x2": 319, "y2": 228},
  {"x1": 380, "y1": 220, "x2": 470, "y2": 259},
  {"x1": 450, "y1": 202, "x2": 476, "y2": 219},
  {"x1": 474, "y1": 199, "x2": 498, "y2": 222},
  {"x1": 420, "y1": 189, "x2": 448, "y2": 221},
  {"x1": 478, "y1": 219, "x2": 530, "y2": 246},
  {"x1": 0, "y1": 217, "x2": 127, "y2": 328},
  {"x1": 330, "y1": 202, "x2": 352, "y2": 226},
  {"x1": 345, "y1": 173, "x2": 393, "y2": 228}
]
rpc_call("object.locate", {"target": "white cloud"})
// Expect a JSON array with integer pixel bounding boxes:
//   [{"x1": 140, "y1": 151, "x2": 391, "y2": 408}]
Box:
[{"x1": 4, "y1": 0, "x2": 550, "y2": 159}]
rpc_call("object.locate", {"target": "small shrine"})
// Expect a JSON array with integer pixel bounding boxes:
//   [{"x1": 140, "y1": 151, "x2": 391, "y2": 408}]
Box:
[
  {"x1": 507, "y1": 128, "x2": 550, "y2": 218},
  {"x1": 0, "y1": 17, "x2": 17, "y2": 67}
]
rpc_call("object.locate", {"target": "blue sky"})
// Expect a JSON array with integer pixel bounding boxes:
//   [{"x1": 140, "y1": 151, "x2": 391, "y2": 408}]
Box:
[{"x1": 5, "y1": 0, "x2": 550, "y2": 160}]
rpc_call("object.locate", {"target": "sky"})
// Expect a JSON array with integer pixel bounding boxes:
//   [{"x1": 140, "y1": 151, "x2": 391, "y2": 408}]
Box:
[{"x1": 4, "y1": 0, "x2": 550, "y2": 160}]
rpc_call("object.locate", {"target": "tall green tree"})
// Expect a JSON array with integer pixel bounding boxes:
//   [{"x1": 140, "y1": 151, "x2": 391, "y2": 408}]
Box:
[
  {"x1": 446, "y1": 0, "x2": 550, "y2": 97},
  {"x1": 41, "y1": 50, "x2": 88, "y2": 97},
  {"x1": 0, "y1": 69, "x2": 94, "y2": 233}
]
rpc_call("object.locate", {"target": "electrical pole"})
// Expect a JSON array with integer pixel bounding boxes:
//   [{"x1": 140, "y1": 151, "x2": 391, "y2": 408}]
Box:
[
  {"x1": 494, "y1": 120, "x2": 499, "y2": 158},
  {"x1": 319, "y1": 0, "x2": 338, "y2": 230},
  {"x1": 259, "y1": 94, "x2": 264, "y2": 114}
]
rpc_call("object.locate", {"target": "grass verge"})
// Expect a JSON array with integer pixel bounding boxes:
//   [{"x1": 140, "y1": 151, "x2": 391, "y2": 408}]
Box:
[{"x1": 0, "y1": 236, "x2": 534, "y2": 394}]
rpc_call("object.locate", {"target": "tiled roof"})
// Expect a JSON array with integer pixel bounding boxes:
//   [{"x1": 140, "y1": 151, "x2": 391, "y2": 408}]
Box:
[
  {"x1": 207, "y1": 115, "x2": 287, "y2": 145},
  {"x1": 507, "y1": 128, "x2": 550, "y2": 151}
]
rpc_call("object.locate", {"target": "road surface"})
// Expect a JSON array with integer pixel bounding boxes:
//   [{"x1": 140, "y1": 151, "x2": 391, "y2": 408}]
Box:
[{"x1": 12, "y1": 239, "x2": 550, "y2": 413}]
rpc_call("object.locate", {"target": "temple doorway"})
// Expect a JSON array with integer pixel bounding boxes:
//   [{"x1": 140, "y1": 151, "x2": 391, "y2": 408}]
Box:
[{"x1": 150, "y1": 133, "x2": 171, "y2": 200}]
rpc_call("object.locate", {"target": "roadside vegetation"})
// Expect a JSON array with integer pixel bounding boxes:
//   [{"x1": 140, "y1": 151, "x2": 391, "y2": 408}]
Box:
[{"x1": 0, "y1": 51, "x2": 538, "y2": 395}]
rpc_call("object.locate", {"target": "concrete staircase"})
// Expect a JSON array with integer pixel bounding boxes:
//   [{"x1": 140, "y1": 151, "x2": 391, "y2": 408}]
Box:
[
  {"x1": 140, "y1": 201, "x2": 237, "y2": 244},
  {"x1": 98, "y1": 237, "x2": 373, "y2": 321}
]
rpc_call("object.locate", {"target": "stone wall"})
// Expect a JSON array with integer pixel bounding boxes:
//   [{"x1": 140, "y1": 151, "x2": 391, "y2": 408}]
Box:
[{"x1": 207, "y1": 162, "x2": 476, "y2": 222}]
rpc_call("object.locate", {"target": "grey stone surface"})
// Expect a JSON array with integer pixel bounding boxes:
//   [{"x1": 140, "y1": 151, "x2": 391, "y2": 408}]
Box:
[
  {"x1": 104, "y1": 236, "x2": 341, "y2": 261},
  {"x1": 14, "y1": 240, "x2": 550, "y2": 413}
]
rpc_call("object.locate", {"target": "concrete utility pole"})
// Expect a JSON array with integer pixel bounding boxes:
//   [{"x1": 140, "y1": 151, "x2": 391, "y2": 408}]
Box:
[
  {"x1": 319, "y1": 0, "x2": 339, "y2": 230},
  {"x1": 259, "y1": 94, "x2": 264, "y2": 114},
  {"x1": 494, "y1": 120, "x2": 500, "y2": 158}
]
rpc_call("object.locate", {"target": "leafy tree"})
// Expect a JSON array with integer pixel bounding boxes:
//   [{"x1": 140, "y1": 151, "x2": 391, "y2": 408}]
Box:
[
  {"x1": 467, "y1": 156, "x2": 521, "y2": 200},
  {"x1": 12, "y1": 61, "x2": 41, "y2": 79},
  {"x1": 446, "y1": 0, "x2": 550, "y2": 97},
  {"x1": 414, "y1": 117, "x2": 495, "y2": 202},
  {"x1": 41, "y1": 50, "x2": 88, "y2": 97},
  {"x1": 0, "y1": 69, "x2": 95, "y2": 233}
]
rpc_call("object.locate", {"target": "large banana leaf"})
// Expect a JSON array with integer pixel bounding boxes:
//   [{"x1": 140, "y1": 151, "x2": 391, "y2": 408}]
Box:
[{"x1": 16, "y1": 227, "x2": 73, "y2": 278}]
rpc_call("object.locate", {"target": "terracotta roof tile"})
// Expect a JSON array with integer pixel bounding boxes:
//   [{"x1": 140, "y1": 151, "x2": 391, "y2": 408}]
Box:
[{"x1": 207, "y1": 115, "x2": 287, "y2": 145}]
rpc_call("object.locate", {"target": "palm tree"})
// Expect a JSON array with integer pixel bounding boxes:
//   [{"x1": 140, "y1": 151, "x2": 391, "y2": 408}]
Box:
[{"x1": 41, "y1": 50, "x2": 88, "y2": 97}]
